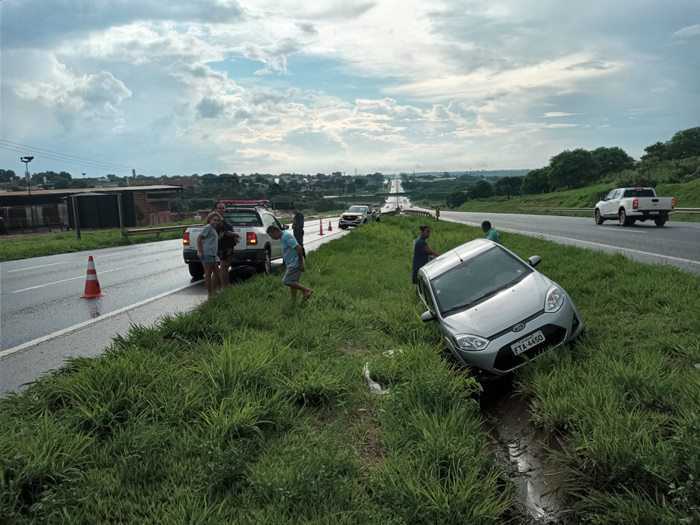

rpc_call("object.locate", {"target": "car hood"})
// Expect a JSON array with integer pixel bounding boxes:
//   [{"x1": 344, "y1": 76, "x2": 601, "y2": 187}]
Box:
[{"x1": 440, "y1": 272, "x2": 551, "y2": 338}]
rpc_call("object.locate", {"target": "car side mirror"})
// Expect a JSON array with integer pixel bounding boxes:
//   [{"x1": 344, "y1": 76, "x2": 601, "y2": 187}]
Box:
[
  {"x1": 420, "y1": 310, "x2": 435, "y2": 322},
  {"x1": 528, "y1": 255, "x2": 541, "y2": 267}
]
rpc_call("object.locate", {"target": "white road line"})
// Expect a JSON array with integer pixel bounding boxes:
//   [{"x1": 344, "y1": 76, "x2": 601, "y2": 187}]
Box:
[
  {"x1": 6, "y1": 261, "x2": 70, "y2": 273},
  {"x1": 0, "y1": 281, "x2": 201, "y2": 359},
  {"x1": 10, "y1": 266, "x2": 130, "y2": 294},
  {"x1": 443, "y1": 216, "x2": 700, "y2": 267}
]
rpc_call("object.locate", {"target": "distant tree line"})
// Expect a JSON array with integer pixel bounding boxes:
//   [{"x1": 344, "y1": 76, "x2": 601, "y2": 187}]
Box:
[{"x1": 445, "y1": 126, "x2": 700, "y2": 208}]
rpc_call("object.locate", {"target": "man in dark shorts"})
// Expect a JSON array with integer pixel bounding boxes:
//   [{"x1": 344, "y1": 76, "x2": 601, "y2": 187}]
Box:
[
  {"x1": 412, "y1": 225, "x2": 439, "y2": 284},
  {"x1": 292, "y1": 207, "x2": 305, "y2": 258},
  {"x1": 266, "y1": 224, "x2": 313, "y2": 301},
  {"x1": 214, "y1": 201, "x2": 239, "y2": 287}
]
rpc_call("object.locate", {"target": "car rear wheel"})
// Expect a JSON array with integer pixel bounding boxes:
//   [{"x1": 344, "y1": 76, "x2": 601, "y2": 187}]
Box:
[
  {"x1": 594, "y1": 209, "x2": 604, "y2": 225},
  {"x1": 256, "y1": 248, "x2": 272, "y2": 274},
  {"x1": 188, "y1": 262, "x2": 204, "y2": 280},
  {"x1": 618, "y1": 208, "x2": 632, "y2": 226},
  {"x1": 654, "y1": 216, "x2": 667, "y2": 227}
]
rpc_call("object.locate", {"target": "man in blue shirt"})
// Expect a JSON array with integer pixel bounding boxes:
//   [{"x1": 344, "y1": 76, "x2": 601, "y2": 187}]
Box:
[
  {"x1": 267, "y1": 225, "x2": 313, "y2": 301},
  {"x1": 412, "y1": 225, "x2": 439, "y2": 284},
  {"x1": 481, "y1": 220, "x2": 500, "y2": 243}
]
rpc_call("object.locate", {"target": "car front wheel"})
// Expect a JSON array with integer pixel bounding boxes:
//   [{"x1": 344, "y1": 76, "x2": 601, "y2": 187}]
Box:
[{"x1": 594, "y1": 209, "x2": 604, "y2": 225}]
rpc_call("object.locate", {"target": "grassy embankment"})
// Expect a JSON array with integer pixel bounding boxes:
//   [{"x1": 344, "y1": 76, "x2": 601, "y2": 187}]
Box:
[
  {"x1": 0, "y1": 218, "x2": 512, "y2": 524},
  {"x1": 0, "y1": 227, "x2": 187, "y2": 262},
  {"x1": 2, "y1": 217, "x2": 698, "y2": 523},
  {"x1": 455, "y1": 178, "x2": 700, "y2": 222}
]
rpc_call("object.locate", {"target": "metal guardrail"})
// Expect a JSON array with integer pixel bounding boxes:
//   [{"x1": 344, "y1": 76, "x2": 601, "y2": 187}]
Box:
[
  {"x1": 124, "y1": 224, "x2": 198, "y2": 238},
  {"x1": 516, "y1": 207, "x2": 700, "y2": 215}
]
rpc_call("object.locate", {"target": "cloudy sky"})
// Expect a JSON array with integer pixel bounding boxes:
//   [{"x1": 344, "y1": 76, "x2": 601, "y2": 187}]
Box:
[{"x1": 1, "y1": 0, "x2": 699, "y2": 176}]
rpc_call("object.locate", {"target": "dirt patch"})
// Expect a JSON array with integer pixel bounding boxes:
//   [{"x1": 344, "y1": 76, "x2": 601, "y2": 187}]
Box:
[
  {"x1": 351, "y1": 407, "x2": 386, "y2": 467},
  {"x1": 481, "y1": 377, "x2": 569, "y2": 524}
]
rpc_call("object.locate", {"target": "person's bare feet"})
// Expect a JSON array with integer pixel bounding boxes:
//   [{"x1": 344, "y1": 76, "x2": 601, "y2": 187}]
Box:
[{"x1": 302, "y1": 289, "x2": 313, "y2": 301}]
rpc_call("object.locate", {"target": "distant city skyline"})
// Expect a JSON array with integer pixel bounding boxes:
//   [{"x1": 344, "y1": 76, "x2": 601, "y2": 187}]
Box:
[{"x1": 1, "y1": 0, "x2": 698, "y2": 177}]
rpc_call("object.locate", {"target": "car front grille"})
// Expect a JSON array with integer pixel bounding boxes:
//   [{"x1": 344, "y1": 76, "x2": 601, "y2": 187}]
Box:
[
  {"x1": 492, "y1": 324, "x2": 567, "y2": 372},
  {"x1": 343, "y1": 215, "x2": 358, "y2": 221}
]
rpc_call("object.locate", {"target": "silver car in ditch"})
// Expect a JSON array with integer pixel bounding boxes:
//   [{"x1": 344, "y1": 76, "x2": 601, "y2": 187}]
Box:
[{"x1": 416, "y1": 239, "x2": 583, "y2": 375}]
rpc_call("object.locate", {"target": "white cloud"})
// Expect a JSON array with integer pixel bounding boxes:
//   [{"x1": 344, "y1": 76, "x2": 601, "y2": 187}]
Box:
[
  {"x1": 543, "y1": 112, "x2": 579, "y2": 118},
  {"x1": 672, "y1": 24, "x2": 700, "y2": 40}
]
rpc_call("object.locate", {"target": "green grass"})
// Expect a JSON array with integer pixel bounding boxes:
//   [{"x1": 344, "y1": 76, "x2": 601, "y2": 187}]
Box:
[
  {"x1": 0, "y1": 227, "x2": 187, "y2": 262},
  {"x1": 0, "y1": 218, "x2": 511, "y2": 524},
  {"x1": 2, "y1": 217, "x2": 698, "y2": 523},
  {"x1": 455, "y1": 179, "x2": 700, "y2": 221}
]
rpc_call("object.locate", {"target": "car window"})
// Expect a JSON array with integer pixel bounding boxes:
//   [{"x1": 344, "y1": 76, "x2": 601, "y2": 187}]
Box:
[
  {"x1": 605, "y1": 190, "x2": 615, "y2": 200},
  {"x1": 418, "y1": 276, "x2": 436, "y2": 313},
  {"x1": 622, "y1": 188, "x2": 655, "y2": 198},
  {"x1": 431, "y1": 247, "x2": 532, "y2": 316},
  {"x1": 348, "y1": 206, "x2": 368, "y2": 213},
  {"x1": 224, "y1": 210, "x2": 263, "y2": 226}
]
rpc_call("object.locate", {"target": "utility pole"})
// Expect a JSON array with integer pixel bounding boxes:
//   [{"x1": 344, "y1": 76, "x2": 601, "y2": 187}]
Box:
[{"x1": 21, "y1": 156, "x2": 35, "y2": 228}]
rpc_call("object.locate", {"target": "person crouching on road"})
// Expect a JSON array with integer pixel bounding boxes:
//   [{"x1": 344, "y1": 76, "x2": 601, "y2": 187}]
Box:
[
  {"x1": 214, "y1": 201, "x2": 239, "y2": 287},
  {"x1": 412, "y1": 225, "x2": 439, "y2": 284},
  {"x1": 481, "y1": 220, "x2": 500, "y2": 243},
  {"x1": 198, "y1": 212, "x2": 222, "y2": 298},
  {"x1": 266, "y1": 224, "x2": 313, "y2": 301}
]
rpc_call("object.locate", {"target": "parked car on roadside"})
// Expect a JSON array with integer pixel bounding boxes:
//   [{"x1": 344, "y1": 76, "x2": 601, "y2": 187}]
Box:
[
  {"x1": 417, "y1": 239, "x2": 584, "y2": 376},
  {"x1": 183, "y1": 205, "x2": 287, "y2": 280},
  {"x1": 594, "y1": 187, "x2": 676, "y2": 227},
  {"x1": 339, "y1": 205, "x2": 371, "y2": 229}
]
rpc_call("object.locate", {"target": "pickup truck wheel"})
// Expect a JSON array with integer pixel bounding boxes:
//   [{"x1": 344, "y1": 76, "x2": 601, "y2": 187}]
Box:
[
  {"x1": 594, "y1": 209, "x2": 604, "y2": 225},
  {"x1": 618, "y1": 209, "x2": 632, "y2": 226},
  {"x1": 188, "y1": 262, "x2": 204, "y2": 280},
  {"x1": 654, "y1": 216, "x2": 667, "y2": 227},
  {"x1": 256, "y1": 248, "x2": 272, "y2": 274}
]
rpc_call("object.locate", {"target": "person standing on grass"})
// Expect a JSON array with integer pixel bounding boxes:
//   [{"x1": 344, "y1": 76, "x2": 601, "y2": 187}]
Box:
[
  {"x1": 197, "y1": 212, "x2": 222, "y2": 298},
  {"x1": 266, "y1": 224, "x2": 313, "y2": 301},
  {"x1": 482, "y1": 220, "x2": 501, "y2": 243},
  {"x1": 412, "y1": 225, "x2": 439, "y2": 284},
  {"x1": 292, "y1": 207, "x2": 305, "y2": 258},
  {"x1": 214, "y1": 201, "x2": 239, "y2": 287}
]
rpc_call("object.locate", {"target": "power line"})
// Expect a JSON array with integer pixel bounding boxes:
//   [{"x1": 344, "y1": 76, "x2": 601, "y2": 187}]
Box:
[
  {"x1": 0, "y1": 143, "x2": 130, "y2": 174},
  {"x1": 0, "y1": 138, "x2": 133, "y2": 171}
]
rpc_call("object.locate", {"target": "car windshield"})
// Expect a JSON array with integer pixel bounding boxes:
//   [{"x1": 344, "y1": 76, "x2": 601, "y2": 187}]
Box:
[
  {"x1": 348, "y1": 206, "x2": 368, "y2": 212},
  {"x1": 223, "y1": 210, "x2": 262, "y2": 226},
  {"x1": 431, "y1": 247, "x2": 532, "y2": 316},
  {"x1": 622, "y1": 189, "x2": 655, "y2": 197}
]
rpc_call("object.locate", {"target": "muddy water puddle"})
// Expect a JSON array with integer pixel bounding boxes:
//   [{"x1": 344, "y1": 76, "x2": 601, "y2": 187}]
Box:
[{"x1": 481, "y1": 379, "x2": 568, "y2": 523}]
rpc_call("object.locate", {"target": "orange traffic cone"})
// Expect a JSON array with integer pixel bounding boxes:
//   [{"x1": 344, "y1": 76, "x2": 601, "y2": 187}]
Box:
[
  {"x1": 81, "y1": 256, "x2": 103, "y2": 299},
  {"x1": 328, "y1": 220, "x2": 333, "y2": 232},
  {"x1": 319, "y1": 219, "x2": 324, "y2": 236}
]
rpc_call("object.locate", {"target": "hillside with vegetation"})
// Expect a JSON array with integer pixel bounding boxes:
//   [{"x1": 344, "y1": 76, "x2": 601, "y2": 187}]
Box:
[{"x1": 427, "y1": 127, "x2": 700, "y2": 214}]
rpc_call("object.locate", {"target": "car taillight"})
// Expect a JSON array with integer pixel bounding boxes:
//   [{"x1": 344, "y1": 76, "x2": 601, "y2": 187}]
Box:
[
  {"x1": 246, "y1": 231, "x2": 257, "y2": 245},
  {"x1": 672, "y1": 197, "x2": 677, "y2": 208},
  {"x1": 183, "y1": 231, "x2": 190, "y2": 246},
  {"x1": 632, "y1": 198, "x2": 639, "y2": 209}
]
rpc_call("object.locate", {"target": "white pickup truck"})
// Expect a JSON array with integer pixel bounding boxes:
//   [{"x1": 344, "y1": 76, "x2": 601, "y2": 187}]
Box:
[
  {"x1": 594, "y1": 187, "x2": 676, "y2": 227},
  {"x1": 182, "y1": 206, "x2": 287, "y2": 280}
]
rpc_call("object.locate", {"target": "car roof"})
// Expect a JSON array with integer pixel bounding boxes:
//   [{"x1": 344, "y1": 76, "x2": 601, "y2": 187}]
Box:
[{"x1": 420, "y1": 239, "x2": 498, "y2": 279}]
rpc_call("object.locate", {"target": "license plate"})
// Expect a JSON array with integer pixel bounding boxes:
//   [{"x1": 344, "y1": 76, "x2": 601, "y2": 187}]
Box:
[
  {"x1": 649, "y1": 211, "x2": 659, "y2": 215},
  {"x1": 511, "y1": 330, "x2": 546, "y2": 356}
]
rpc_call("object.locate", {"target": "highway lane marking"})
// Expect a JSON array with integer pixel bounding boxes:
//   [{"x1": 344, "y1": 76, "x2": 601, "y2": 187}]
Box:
[
  {"x1": 0, "y1": 281, "x2": 202, "y2": 359},
  {"x1": 442, "y1": 215, "x2": 700, "y2": 268},
  {"x1": 6, "y1": 261, "x2": 70, "y2": 273},
  {"x1": 10, "y1": 266, "x2": 131, "y2": 294}
]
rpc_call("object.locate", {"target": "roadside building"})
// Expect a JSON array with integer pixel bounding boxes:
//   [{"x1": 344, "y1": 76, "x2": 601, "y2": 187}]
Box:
[{"x1": 0, "y1": 185, "x2": 182, "y2": 232}]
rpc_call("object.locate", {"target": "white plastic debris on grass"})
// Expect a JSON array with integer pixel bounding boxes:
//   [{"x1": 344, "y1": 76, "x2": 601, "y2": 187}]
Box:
[{"x1": 363, "y1": 363, "x2": 389, "y2": 395}]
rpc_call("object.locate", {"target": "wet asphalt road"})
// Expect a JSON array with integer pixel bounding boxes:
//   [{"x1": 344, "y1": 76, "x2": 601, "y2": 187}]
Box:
[
  {"x1": 441, "y1": 211, "x2": 700, "y2": 274},
  {"x1": 0, "y1": 217, "x2": 339, "y2": 351}
]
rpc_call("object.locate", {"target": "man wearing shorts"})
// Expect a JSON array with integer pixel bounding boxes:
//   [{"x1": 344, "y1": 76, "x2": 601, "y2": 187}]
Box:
[
  {"x1": 214, "y1": 201, "x2": 239, "y2": 287},
  {"x1": 266, "y1": 224, "x2": 313, "y2": 301}
]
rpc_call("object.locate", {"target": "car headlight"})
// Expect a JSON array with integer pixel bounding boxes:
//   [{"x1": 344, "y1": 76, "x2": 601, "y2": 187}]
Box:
[
  {"x1": 455, "y1": 334, "x2": 490, "y2": 352},
  {"x1": 544, "y1": 286, "x2": 565, "y2": 313}
]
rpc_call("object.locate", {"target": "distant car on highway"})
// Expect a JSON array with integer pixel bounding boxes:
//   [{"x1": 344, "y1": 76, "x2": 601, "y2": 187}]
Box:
[
  {"x1": 417, "y1": 239, "x2": 584, "y2": 376},
  {"x1": 594, "y1": 187, "x2": 676, "y2": 227},
  {"x1": 183, "y1": 205, "x2": 287, "y2": 280},
  {"x1": 339, "y1": 205, "x2": 372, "y2": 229}
]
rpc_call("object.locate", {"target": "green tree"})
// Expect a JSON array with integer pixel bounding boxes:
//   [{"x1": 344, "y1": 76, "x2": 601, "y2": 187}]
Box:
[
  {"x1": 0, "y1": 169, "x2": 17, "y2": 182},
  {"x1": 591, "y1": 147, "x2": 634, "y2": 179},
  {"x1": 446, "y1": 191, "x2": 468, "y2": 208},
  {"x1": 641, "y1": 141, "x2": 667, "y2": 162},
  {"x1": 494, "y1": 176, "x2": 523, "y2": 199},
  {"x1": 666, "y1": 127, "x2": 700, "y2": 159},
  {"x1": 470, "y1": 179, "x2": 494, "y2": 199},
  {"x1": 548, "y1": 149, "x2": 598, "y2": 189},
  {"x1": 521, "y1": 168, "x2": 550, "y2": 194}
]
